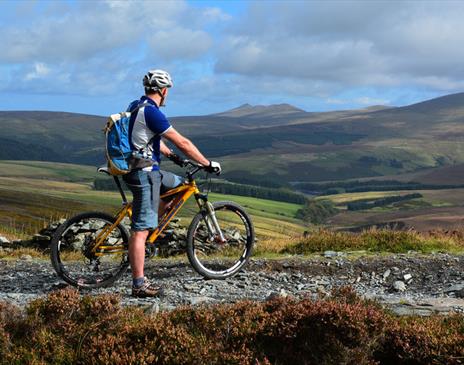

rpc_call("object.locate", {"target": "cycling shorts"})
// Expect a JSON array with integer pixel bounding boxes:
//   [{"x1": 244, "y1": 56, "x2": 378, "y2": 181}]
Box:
[{"x1": 123, "y1": 170, "x2": 183, "y2": 231}]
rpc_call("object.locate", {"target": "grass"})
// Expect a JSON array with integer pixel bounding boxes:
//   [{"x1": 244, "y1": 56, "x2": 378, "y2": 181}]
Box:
[
  {"x1": 0, "y1": 160, "x2": 97, "y2": 182},
  {"x1": 318, "y1": 190, "x2": 412, "y2": 205},
  {"x1": 281, "y1": 229, "x2": 464, "y2": 255},
  {"x1": 0, "y1": 247, "x2": 46, "y2": 260},
  {"x1": 1, "y1": 226, "x2": 464, "y2": 262},
  {"x1": 0, "y1": 162, "x2": 307, "y2": 240}
]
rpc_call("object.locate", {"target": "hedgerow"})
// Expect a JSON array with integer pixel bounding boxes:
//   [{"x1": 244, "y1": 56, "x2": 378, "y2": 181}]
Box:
[{"x1": 0, "y1": 288, "x2": 463, "y2": 364}]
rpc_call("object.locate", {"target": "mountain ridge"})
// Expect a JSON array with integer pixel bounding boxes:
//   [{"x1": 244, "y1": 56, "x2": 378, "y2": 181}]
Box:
[
  {"x1": 1, "y1": 91, "x2": 464, "y2": 184},
  {"x1": 214, "y1": 103, "x2": 306, "y2": 117}
]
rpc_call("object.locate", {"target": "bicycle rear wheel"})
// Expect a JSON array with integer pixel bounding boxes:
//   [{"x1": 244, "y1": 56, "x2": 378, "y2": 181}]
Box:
[
  {"x1": 50, "y1": 212, "x2": 130, "y2": 288},
  {"x1": 186, "y1": 201, "x2": 255, "y2": 279}
]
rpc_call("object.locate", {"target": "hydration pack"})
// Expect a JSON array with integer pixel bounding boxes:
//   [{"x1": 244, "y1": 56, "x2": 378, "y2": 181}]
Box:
[{"x1": 104, "y1": 102, "x2": 154, "y2": 175}]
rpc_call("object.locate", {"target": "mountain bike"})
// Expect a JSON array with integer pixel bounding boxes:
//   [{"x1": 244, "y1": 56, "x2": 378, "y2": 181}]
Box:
[{"x1": 50, "y1": 160, "x2": 255, "y2": 288}]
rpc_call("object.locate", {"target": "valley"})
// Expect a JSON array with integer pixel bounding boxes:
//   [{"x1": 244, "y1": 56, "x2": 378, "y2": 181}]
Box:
[{"x1": 1, "y1": 92, "x2": 464, "y2": 234}]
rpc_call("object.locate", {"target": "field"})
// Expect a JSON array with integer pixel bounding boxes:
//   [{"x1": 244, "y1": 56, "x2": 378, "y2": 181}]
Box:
[
  {"x1": 2, "y1": 159, "x2": 464, "y2": 238},
  {"x1": 0, "y1": 161, "x2": 306, "y2": 239},
  {"x1": 320, "y1": 187, "x2": 464, "y2": 231}
]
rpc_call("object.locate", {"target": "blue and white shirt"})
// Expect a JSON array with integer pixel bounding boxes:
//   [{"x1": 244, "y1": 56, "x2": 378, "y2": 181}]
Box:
[{"x1": 127, "y1": 96, "x2": 172, "y2": 171}]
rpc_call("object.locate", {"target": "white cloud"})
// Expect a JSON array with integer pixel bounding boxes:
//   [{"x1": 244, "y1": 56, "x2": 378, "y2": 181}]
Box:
[
  {"x1": 149, "y1": 28, "x2": 212, "y2": 61},
  {"x1": 24, "y1": 63, "x2": 51, "y2": 80},
  {"x1": 326, "y1": 98, "x2": 347, "y2": 105},
  {"x1": 2, "y1": 0, "x2": 464, "y2": 114},
  {"x1": 0, "y1": 0, "x2": 224, "y2": 97},
  {"x1": 355, "y1": 97, "x2": 390, "y2": 106},
  {"x1": 215, "y1": 1, "x2": 464, "y2": 93}
]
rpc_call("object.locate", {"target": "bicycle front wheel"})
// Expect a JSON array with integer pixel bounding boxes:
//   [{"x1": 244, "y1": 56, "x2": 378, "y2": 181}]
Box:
[
  {"x1": 187, "y1": 201, "x2": 255, "y2": 279},
  {"x1": 50, "y1": 212, "x2": 130, "y2": 288}
]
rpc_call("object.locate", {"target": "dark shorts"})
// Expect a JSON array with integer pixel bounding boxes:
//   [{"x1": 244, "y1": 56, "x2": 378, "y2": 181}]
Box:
[{"x1": 122, "y1": 170, "x2": 183, "y2": 231}]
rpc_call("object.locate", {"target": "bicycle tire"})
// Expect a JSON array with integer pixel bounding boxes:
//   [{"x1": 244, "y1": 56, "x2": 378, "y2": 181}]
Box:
[
  {"x1": 50, "y1": 211, "x2": 130, "y2": 288},
  {"x1": 186, "y1": 201, "x2": 255, "y2": 279}
]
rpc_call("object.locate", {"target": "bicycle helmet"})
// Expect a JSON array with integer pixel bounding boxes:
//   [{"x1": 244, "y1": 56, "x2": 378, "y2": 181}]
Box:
[{"x1": 143, "y1": 69, "x2": 173, "y2": 92}]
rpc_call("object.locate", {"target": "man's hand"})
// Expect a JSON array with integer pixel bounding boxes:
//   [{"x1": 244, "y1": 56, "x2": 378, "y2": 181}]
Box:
[
  {"x1": 168, "y1": 152, "x2": 186, "y2": 167},
  {"x1": 204, "y1": 160, "x2": 221, "y2": 175}
]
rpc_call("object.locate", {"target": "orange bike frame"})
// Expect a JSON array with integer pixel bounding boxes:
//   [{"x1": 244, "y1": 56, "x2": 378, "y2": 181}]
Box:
[{"x1": 93, "y1": 180, "x2": 202, "y2": 255}]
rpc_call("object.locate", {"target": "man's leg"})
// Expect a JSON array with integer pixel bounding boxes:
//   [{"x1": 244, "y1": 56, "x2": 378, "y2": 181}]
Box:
[
  {"x1": 158, "y1": 170, "x2": 183, "y2": 217},
  {"x1": 123, "y1": 170, "x2": 163, "y2": 296},
  {"x1": 128, "y1": 230, "x2": 149, "y2": 280}
]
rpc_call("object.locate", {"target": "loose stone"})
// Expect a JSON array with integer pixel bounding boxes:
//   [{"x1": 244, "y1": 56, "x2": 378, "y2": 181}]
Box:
[{"x1": 392, "y1": 280, "x2": 407, "y2": 292}]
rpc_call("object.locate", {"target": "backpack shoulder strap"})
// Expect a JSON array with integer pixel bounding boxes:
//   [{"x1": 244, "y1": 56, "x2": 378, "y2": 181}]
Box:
[{"x1": 129, "y1": 101, "x2": 150, "y2": 114}]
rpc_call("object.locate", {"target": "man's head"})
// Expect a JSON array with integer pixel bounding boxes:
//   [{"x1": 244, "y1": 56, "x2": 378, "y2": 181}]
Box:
[{"x1": 143, "y1": 69, "x2": 173, "y2": 106}]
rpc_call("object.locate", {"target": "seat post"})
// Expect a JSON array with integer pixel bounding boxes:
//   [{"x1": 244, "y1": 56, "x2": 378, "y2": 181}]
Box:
[{"x1": 113, "y1": 176, "x2": 128, "y2": 204}]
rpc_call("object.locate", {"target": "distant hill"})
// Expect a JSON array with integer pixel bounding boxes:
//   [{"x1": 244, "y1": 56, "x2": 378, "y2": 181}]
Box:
[
  {"x1": 1, "y1": 92, "x2": 464, "y2": 184},
  {"x1": 0, "y1": 111, "x2": 105, "y2": 165},
  {"x1": 215, "y1": 103, "x2": 306, "y2": 117}
]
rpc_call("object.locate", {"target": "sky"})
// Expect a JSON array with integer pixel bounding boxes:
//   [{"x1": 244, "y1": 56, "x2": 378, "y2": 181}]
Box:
[{"x1": 1, "y1": 0, "x2": 464, "y2": 117}]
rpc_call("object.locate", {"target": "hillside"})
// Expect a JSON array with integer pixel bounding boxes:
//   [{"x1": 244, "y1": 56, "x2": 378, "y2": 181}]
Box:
[
  {"x1": 1, "y1": 92, "x2": 464, "y2": 184},
  {"x1": 0, "y1": 111, "x2": 104, "y2": 165}
]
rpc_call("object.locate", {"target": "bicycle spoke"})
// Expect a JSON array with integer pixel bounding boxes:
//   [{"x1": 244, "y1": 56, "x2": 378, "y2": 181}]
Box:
[
  {"x1": 188, "y1": 201, "x2": 254, "y2": 279},
  {"x1": 51, "y1": 212, "x2": 129, "y2": 288}
]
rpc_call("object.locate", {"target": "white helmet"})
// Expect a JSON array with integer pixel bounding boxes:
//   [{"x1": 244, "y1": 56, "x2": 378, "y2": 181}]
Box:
[{"x1": 143, "y1": 69, "x2": 173, "y2": 92}]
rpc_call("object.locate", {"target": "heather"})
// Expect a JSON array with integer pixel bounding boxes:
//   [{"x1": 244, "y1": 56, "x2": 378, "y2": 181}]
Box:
[{"x1": 0, "y1": 288, "x2": 462, "y2": 364}]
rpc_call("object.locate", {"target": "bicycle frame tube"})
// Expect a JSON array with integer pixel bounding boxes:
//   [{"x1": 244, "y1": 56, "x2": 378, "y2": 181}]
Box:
[
  {"x1": 92, "y1": 203, "x2": 132, "y2": 255},
  {"x1": 147, "y1": 181, "x2": 201, "y2": 243},
  {"x1": 92, "y1": 181, "x2": 202, "y2": 255}
]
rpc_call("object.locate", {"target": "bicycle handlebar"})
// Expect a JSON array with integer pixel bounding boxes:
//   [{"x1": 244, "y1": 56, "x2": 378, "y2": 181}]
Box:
[
  {"x1": 183, "y1": 159, "x2": 206, "y2": 180},
  {"x1": 167, "y1": 153, "x2": 220, "y2": 180}
]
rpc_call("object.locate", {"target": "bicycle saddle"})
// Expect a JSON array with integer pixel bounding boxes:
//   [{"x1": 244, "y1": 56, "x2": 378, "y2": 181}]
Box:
[{"x1": 97, "y1": 165, "x2": 111, "y2": 175}]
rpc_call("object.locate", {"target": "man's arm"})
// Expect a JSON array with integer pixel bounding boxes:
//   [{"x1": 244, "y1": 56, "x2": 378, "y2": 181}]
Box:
[
  {"x1": 160, "y1": 140, "x2": 172, "y2": 157},
  {"x1": 162, "y1": 127, "x2": 210, "y2": 166}
]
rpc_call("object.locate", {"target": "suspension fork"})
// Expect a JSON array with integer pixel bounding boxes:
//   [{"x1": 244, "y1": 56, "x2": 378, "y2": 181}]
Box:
[{"x1": 196, "y1": 194, "x2": 226, "y2": 243}]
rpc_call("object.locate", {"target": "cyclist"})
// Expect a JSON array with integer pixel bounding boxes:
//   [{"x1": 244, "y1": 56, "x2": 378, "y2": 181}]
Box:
[{"x1": 123, "y1": 69, "x2": 221, "y2": 298}]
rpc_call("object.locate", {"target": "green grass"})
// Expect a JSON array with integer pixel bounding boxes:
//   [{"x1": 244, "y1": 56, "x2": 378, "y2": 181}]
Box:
[
  {"x1": 0, "y1": 160, "x2": 97, "y2": 182},
  {"x1": 0, "y1": 162, "x2": 307, "y2": 239}
]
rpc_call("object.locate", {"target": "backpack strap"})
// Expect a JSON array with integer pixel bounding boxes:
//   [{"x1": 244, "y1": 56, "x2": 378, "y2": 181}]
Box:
[
  {"x1": 129, "y1": 101, "x2": 159, "y2": 157},
  {"x1": 129, "y1": 101, "x2": 150, "y2": 113}
]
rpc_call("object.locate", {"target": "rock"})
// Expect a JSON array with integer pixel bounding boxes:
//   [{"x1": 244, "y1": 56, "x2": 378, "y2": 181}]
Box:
[
  {"x1": 266, "y1": 289, "x2": 289, "y2": 301},
  {"x1": 107, "y1": 237, "x2": 119, "y2": 245},
  {"x1": 444, "y1": 284, "x2": 464, "y2": 293},
  {"x1": 183, "y1": 283, "x2": 198, "y2": 291},
  {"x1": 403, "y1": 274, "x2": 412, "y2": 281},
  {"x1": 456, "y1": 289, "x2": 464, "y2": 299},
  {"x1": 392, "y1": 280, "x2": 407, "y2": 292},
  {"x1": 0, "y1": 236, "x2": 10, "y2": 244},
  {"x1": 323, "y1": 250, "x2": 337, "y2": 258},
  {"x1": 143, "y1": 303, "x2": 160, "y2": 315},
  {"x1": 383, "y1": 269, "x2": 391, "y2": 280},
  {"x1": 71, "y1": 234, "x2": 86, "y2": 250},
  {"x1": 20, "y1": 254, "x2": 33, "y2": 261},
  {"x1": 279, "y1": 289, "x2": 289, "y2": 298},
  {"x1": 32, "y1": 234, "x2": 50, "y2": 243},
  {"x1": 189, "y1": 296, "x2": 213, "y2": 305}
]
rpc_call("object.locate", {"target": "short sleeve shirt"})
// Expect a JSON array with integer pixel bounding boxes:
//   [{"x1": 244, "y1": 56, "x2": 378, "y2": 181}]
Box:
[{"x1": 127, "y1": 96, "x2": 172, "y2": 170}]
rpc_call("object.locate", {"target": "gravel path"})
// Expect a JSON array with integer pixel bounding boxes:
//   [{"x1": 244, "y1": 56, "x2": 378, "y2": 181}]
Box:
[{"x1": 1, "y1": 253, "x2": 463, "y2": 316}]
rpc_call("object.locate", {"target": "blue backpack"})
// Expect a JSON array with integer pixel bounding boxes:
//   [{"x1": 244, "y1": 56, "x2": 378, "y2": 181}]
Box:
[{"x1": 104, "y1": 102, "x2": 149, "y2": 175}]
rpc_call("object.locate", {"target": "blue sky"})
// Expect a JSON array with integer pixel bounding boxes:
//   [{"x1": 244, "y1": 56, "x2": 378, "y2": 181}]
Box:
[{"x1": 1, "y1": 0, "x2": 464, "y2": 117}]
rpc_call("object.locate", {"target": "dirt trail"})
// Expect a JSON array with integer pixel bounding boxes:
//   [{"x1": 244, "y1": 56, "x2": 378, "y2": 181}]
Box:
[{"x1": 0, "y1": 253, "x2": 463, "y2": 316}]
